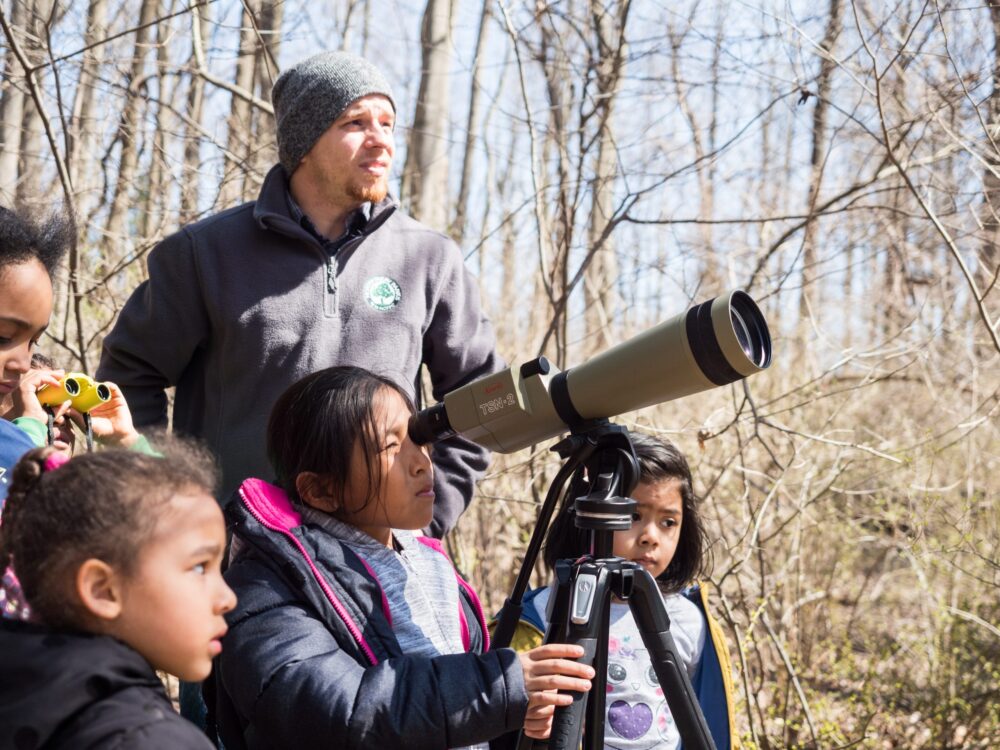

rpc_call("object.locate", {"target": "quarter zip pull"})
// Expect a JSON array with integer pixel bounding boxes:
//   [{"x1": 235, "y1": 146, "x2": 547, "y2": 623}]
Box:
[
  {"x1": 324, "y1": 257, "x2": 338, "y2": 318},
  {"x1": 327, "y1": 259, "x2": 337, "y2": 293}
]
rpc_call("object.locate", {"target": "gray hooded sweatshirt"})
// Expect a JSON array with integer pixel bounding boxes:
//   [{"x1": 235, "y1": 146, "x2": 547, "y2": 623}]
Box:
[{"x1": 97, "y1": 165, "x2": 501, "y2": 535}]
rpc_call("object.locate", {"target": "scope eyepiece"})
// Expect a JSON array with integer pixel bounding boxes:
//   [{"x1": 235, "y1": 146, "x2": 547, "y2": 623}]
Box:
[{"x1": 409, "y1": 402, "x2": 454, "y2": 446}]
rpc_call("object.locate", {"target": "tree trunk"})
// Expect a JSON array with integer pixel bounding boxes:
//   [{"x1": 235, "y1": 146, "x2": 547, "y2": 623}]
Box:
[
  {"x1": 980, "y1": 2, "x2": 1000, "y2": 303},
  {"x1": 218, "y1": 0, "x2": 259, "y2": 207},
  {"x1": 536, "y1": 9, "x2": 573, "y2": 364},
  {"x1": 401, "y1": 0, "x2": 454, "y2": 231},
  {"x1": 584, "y1": 0, "x2": 630, "y2": 352},
  {"x1": 798, "y1": 0, "x2": 841, "y2": 322},
  {"x1": 0, "y1": 0, "x2": 28, "y2": 200},
  {"x1": 245, "y1": 0, "x2": 282, "y2": 199},
  {"x1": 140, "y1": 1, "x2": 176, "y2": 241},
  {"x1": 180, "y1": 1, "x2": 211, "y2": 223},
  {"x1": 104, "y1": 0, "x2": 159, "y2": 248},
  {"x1": 67, "y1": 0, "x2": 108, "y2": 220},
  {"x1": 450, "y1": 0, "x2": 491, "y2": 245},
  {"x1": 15, "y1": 0, "x2": 56, "y2": 206}
]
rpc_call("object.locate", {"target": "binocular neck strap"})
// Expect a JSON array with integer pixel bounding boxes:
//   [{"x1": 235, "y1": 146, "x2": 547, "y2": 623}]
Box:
[
  {"x1": 44, "y1": 407, "x2": 95, "y2": 452},
  {"x1": 83, "y1": 413, "x2": 94, "y2": 452},
  {"x1": 46, "y1": 408, "x2": 55, "y2": 446}
]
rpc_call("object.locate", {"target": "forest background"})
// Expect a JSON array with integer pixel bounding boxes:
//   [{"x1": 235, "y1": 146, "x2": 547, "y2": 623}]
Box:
[{"x1": 1, "y1": 0, "x2": 999, "y2": 747}]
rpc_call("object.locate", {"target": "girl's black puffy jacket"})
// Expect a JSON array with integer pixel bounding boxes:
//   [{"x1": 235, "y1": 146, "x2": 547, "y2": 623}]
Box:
[
  {"x1": 214, "y1": 478, "x2": 528, "y2": 750},
  {"x1": 0, "y1": 620, "x2": 213, "y2": 750}
]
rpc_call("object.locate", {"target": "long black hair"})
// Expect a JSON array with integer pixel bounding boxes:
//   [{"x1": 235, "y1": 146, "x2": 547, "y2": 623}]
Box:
[
  {"x1": 267, "y1": 365, "x2": 414, "y2": 510},
  {"x1": 542, "y1": 431, "x2": 707, "y2": 594}
]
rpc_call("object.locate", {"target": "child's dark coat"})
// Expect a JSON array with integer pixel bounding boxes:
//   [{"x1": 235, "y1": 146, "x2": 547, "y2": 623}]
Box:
[{"x1": 0, "y1": 620, "x2": 213, "y2": 749}]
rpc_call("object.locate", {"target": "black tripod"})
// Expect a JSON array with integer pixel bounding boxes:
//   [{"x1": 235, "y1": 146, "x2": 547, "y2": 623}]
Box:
[{"x1": 491, "y1": 422, "x2": 716, "y2": 750}]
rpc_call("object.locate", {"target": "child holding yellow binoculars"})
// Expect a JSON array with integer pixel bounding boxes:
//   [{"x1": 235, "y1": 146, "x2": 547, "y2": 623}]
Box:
[{"x1": 7, "y1": 369, "x2": 151, "y2": 455}]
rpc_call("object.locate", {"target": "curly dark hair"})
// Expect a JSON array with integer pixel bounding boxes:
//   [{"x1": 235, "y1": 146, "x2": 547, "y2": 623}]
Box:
[
  {"x1": 267, "y1": 365, "x2": 414, "y2": 510},
  {"x1": 0, "y1": 204, "x2": 71, "y2": 277},
  {"x1": 542, "y1": 431, "x2": 707, "y2": 594},
  {"x1": 0, "y1": 441, "x2": 218, "y2": 628}
]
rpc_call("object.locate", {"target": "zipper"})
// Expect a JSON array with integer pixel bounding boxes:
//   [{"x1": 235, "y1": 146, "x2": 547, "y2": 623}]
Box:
[
  {"x1": 237, "y1": 486, "x2": 378, "y2": 666},
  {"x1": 323, "y1": 235, "x2": 367, "y2": 317},
  {"x1": 461, "y1": 577, "x2": 491, "y2": 653}
]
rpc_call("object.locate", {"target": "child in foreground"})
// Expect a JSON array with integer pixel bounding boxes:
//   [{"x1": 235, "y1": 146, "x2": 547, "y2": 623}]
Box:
[
  {"x1": 508, "y1": 432, "x2": 737, "y2": 750},
  {"x1": 0, "y1": 446, "x2": 236, "y2": 749},
  {"x1": 214, "y1": 366, "x2": 594, "y2": 749}
]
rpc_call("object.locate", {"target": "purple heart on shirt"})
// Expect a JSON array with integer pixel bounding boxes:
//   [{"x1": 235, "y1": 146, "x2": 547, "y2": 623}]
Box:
[{"x1": 608, "y1": 700, "x2": 653, "y2": 740}]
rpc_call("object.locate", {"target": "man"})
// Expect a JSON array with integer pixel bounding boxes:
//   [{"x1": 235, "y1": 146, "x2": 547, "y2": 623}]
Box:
[{"x1": 98, "y1": 51, "x2": 501, "y2": 536}]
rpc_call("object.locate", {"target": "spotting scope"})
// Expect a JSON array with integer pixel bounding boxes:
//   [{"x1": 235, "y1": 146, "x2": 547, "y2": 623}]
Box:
[{"x1": 409, "y1": 290, "x2": 771, "y2": 453}]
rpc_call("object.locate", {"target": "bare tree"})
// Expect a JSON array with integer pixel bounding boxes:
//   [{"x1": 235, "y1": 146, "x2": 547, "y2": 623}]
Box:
[
  {"x1": 401, "y1": 0, "x2": 454, "y2": 231},
  {"x1": 103, "y1": 0, "x2": 158, "y2": 247},
  {"x1": 583, "y1": 0, "x2": 630, "y2": 351},
  {"x1": 0, "y1": 2, "x2": 997, "y2": 745},
  {"x1": 0, "y1": 0, "x2": 28, "y2": 200}
]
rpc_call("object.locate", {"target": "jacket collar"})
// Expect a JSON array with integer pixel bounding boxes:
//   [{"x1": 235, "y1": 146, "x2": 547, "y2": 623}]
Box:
[
  {"x1": 0, "y1": 621, "x2": 164, "y2": 746},
  {"x1": 252, "y1": 164, "x2": 397, "y2": 242},
  {"x1": 228, "y1": 478, "x2": 396, "y2": 665}
]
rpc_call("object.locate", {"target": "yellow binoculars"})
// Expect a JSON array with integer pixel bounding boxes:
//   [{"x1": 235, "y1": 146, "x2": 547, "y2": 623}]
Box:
[{"x1": 36, "y1": 373, "x2": 112, "y2": 413}]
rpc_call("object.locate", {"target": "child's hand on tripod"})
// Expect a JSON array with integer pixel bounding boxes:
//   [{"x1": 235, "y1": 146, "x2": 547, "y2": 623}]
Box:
[{"x1": 518, "y1": 643, "x2": 594, "y2": 739}]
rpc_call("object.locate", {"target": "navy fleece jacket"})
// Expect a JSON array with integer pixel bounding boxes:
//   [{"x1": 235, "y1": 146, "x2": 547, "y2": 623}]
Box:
[{"x1": 97, "y1": 165, "x2": 502, "y2": 534}]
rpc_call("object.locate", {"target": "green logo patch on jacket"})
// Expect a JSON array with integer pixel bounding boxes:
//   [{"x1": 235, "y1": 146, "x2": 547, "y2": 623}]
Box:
[{"x1": 364, "y1": 276, "x2": 402, "y2": 311}]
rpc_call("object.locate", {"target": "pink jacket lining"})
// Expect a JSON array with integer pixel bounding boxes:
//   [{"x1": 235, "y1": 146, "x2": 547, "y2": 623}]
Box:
[{"x1": 237, "y1": 478, "x2": 490, "y2": 664}]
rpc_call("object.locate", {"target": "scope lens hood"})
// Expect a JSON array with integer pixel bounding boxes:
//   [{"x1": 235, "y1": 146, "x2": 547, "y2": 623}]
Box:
[
  {"x1": 730, "y1": 291, "x2": 771, "y2": 369},
  {"x1": 686, "y1": 291, "x2": 771, "y2": 385}
]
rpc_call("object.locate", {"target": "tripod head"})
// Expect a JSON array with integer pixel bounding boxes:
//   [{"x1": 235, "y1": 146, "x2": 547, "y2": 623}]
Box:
[{"x1": 549, "y1": 423, "x2": 641, "y2": 560}]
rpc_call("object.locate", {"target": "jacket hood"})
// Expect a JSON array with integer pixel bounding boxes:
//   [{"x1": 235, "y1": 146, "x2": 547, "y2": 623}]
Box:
[
  {"x1": 0, "y1": 620, "x2": 164, "y2": 746},
  {"x1": 226, "y1": 478, "x2": 393, "y2": 665}
]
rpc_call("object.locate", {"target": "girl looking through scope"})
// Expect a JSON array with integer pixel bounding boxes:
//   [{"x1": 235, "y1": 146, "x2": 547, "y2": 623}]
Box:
[{"x1": 213, "y1": 365, "x2": 594, "y2": 749}]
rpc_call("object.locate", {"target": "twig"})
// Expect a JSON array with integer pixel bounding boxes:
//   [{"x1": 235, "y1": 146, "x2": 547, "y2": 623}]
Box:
[
  {"x1": 31, "y1": 0, "x2": 216, "y2": 72},
  {"x1": 760, "y1": 611, "x2": 819, "y2": 746},
  {"x1": 851, "y1": 0, "x2": 1000, "y2": 357},
  {"x1": 496, "y1": 1, "x2": 553, "y2": 303},
  {"x1": 191, "y1": 9, "x2": 273, "y2": 115}
]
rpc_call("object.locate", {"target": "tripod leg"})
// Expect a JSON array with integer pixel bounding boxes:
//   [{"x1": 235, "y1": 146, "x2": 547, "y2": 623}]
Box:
[
  {"x1": 515, "y1": 564, "x2": 575, "y2": 750},
  {"x1": 627, "y1": 568, "x2": 716, "y2": 750},
  {"x1": 545, "y1": 563, "x2": 610, "y2": 750}
]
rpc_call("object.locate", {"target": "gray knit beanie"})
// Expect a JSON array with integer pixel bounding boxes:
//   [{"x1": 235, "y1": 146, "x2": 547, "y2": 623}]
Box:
[{"x1": 272, "y1": 51, "x2": 396, "y2": 175}]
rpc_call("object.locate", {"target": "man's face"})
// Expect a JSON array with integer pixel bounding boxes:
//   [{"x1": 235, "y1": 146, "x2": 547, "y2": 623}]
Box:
[{"x1": 298, "y1": 94, "x2": 395, "y2": 209}]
